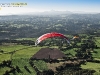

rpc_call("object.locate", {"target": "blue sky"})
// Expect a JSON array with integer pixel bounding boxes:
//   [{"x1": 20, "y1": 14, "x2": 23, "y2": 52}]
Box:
[{"x1": 0, "y1": 0, "x2": 100, "y2": 15}]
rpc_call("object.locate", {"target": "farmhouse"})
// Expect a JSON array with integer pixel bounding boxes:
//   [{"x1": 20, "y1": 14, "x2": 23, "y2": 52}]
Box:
[{"x1": 30, "y1": 48, "x2": 66, "y2": 60}]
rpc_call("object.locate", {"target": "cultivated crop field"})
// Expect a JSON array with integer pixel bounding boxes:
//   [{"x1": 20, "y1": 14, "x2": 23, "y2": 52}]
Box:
[
  {"x1": 0, "y1": 36, "x2": 100, "y2": 75},
  {"x1": 0, "y1": 45, "x2": 42, "y2": 75}
]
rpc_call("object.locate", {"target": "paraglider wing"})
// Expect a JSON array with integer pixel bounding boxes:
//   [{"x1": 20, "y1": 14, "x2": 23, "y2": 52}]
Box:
[{"x1": 35, "y1": 32, "x2": 69, "y2": 45}]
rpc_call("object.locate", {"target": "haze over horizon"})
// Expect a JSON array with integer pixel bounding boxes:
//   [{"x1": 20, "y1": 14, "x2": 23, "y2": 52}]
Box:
[{"x1": 0, "y1": 0, "x2": 100, "y2": 15}]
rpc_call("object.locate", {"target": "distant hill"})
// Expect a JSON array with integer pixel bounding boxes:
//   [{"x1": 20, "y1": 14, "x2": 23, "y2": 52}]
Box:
[{"x1": 0, "y1": 13, "x2": 100, "y2": 39}]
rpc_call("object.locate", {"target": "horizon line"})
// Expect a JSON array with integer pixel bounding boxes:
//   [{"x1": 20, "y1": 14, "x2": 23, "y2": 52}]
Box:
[{"x1": 0, "y1": 10, "x2": 100, "y2": 16}]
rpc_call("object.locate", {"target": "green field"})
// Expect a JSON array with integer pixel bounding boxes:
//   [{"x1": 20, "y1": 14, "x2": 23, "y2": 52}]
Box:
[
  {"x1": 81, "y1": 37, "x2": 100, "y2": 75},
  {"x1": 0, "y1": 36, "x2": 100, "y2": 75},
  {"x1": 0, "y1": 45, "x2": 42, "y2": 75}
]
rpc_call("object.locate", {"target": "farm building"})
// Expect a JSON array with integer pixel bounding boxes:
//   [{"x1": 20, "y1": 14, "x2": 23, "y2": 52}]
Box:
[{"x1": 30, "y1": 48, "x2": 66, "y2": 60}]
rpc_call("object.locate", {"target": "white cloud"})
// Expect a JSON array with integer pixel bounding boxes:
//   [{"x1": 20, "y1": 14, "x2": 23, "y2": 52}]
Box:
[
  {"x1": 0, "y1": 5, "x2": 100, "y2": 15},
  {"x1": 0, "y1": 7, "x2": 48, "y2": 15}
]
